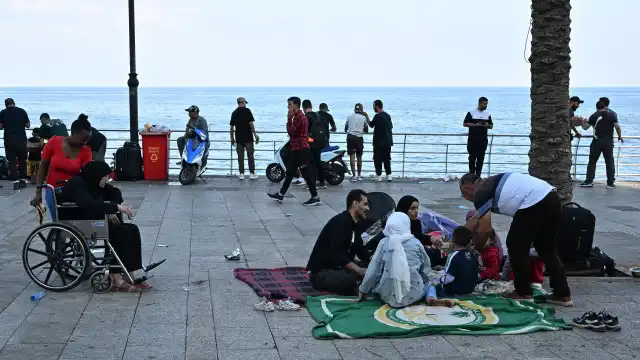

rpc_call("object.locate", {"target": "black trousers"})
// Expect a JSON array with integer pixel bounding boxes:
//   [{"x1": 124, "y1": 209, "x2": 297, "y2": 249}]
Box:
[
  {"x1": 4, "y1": 141, "x2": 27, "y2": 180},
  {"x1": 109, "y1": 223, "x2": 143, "y2": 272},
  {"x1": 506, "y1": 191, "x2": 570, "y2": 297},
  {"x1": 467, "y1": 138, "x2": 487, "y2": 177},
  {"x1": 585, "y1": 138, "x2": 615, "y2": 185},
  {"x1": 311, "y1": 147, "x2": 325, "y2": 184},
  {"x1": 373, "y1": 146, "x2": 391, "y2": 176},
  {"x1": 309, "y1": 269, "x2": 359, "y2": 296},
  {"x1": 280, "y1": 148, "x2": 317, "y2": 197}
]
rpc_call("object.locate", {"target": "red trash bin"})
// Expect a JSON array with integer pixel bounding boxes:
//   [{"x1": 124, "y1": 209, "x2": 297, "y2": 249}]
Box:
[{"x1": 139, "y1": 131, "x2": 171, "y2": 180}]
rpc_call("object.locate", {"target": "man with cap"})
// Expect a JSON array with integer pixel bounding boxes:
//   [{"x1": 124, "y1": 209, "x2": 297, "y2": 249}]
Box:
[
  {"x1": 344, "y1": 103, "x2": 369, "y2": 181},
  {"x1": 230, "y1": 97, "x2": 260, "y2": 180},
  {"x1": 568, "y1": 96, "x2": 584, "y2": 140},
  {"x1": 0, "y1": 98, "x2": 30, "y2": 181},
  {"x1": 177, "y1": 105, "x2": 209, "y2": 165}
]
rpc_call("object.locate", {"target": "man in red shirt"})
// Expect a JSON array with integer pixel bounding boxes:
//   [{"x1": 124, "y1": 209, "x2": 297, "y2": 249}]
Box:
[{"x1": 268, "y1": 97, "x2": 320, "y2": 206}]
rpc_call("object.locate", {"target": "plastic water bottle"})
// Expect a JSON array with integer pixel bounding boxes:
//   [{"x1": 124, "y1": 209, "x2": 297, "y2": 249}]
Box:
[{"x1": 30, "y1": 292, "x2": 45, "y2": 301}]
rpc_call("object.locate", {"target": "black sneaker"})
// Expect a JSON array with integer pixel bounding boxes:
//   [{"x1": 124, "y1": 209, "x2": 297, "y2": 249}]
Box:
[
  {"x1": 302, "y1": 197, "x2": 321, "y2": 206},
  {"x1": 606, "y1": 183, "x2": 616, "y2": 189},
  {"x1": 579, "y1": 181, "x2": 594, "y2": 188},
  {"x1": 572, "y1": 311, "x2": 606, "y2": 332},
  {"x1": 267, "y1": 192, "x2": 284, "y2": 202},
  {"x1": 597, "y1": 310, "x2": 621, "y2": 331}
]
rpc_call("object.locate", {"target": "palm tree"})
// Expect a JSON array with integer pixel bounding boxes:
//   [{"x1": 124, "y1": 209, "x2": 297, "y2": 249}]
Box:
[{"x1": 528, "y1": 0, "x2": 573, "y2": 203}]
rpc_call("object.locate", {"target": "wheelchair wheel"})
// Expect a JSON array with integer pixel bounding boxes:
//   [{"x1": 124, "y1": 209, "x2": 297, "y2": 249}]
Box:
[
  {"x1": 22, "y1": 223, "x2": 89, "y2": 292},
  {"x1": 90, "y1": 271, "x2": 112, "y2": 294}
]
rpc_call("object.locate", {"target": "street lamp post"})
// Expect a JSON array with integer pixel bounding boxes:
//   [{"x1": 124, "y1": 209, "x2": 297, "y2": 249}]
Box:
[{"x1": 127, "y1": 0, "x2": 139, "y2": 143}]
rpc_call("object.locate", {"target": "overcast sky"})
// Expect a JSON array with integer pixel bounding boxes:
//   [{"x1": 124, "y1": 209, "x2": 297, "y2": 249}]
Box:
[{"x1": 1, "y1": 0, "x2": 638, "y2": 87}]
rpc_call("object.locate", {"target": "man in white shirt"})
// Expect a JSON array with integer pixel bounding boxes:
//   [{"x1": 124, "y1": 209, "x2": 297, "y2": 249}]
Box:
[
  {"x1": 463, "y1": 97, "x2": 493, "y2": 176},
  {"x1": 460, "y1": 172, "x2": 573, "y2": 307},
  {"x1": 344, "y1": 103, "x2": 369, "y2": 181}
]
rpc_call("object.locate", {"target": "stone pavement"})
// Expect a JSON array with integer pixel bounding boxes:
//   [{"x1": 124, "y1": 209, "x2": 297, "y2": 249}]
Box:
[{"x1": 0, "y1": 177, "x2": 639, "y2": 360}]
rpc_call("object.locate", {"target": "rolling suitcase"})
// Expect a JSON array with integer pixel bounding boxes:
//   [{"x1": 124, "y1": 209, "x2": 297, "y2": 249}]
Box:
[{"x1": 115, "y1": 141, "x2": 143, "y2": 181}]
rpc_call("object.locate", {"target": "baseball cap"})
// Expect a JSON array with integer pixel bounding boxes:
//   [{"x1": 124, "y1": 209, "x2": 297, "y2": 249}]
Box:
[
  {"x1": 185, "y1": 105, "x2": 199, "y2": 112},
  {"x1": 4, "y1": 98, "x2": 15, "y2": 106},
  {"x1": 354, "y1": 103, "x2": 363, "y2": 111},
  {"x1": 237, "y1": 97, "x2": 248, "y2": 104},
  {"x1": 569, "y1": 96, "x2": 584, "y2": 104}
]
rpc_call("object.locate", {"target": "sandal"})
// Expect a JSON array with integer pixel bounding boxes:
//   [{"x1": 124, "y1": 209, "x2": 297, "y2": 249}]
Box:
[
  {"x1": 110, "y1": 282, "x2": 140, "y2": 292},
  {"x1": 134, "y1": 282, "x2": 153, "y2": 290}
]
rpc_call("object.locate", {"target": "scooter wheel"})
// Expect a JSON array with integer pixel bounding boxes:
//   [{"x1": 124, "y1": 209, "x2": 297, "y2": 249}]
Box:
[
  {"x1": 179, "y1": 167, "x2": 197, "y2": 185},
  {"x1": 266, "y1": 164, "x2": 285, "y2": 183},
  {"x1": 326, "y1": 163, "x2": 345, "y2": 186}
]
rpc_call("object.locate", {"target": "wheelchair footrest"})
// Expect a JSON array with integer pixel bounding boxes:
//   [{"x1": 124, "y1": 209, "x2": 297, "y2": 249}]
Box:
[
  {"x1": 133, "y1": 276, "x2": 149, "y2": 285},
  {"x1": 144, "y1": 259, "x2": 166, "y2": 272}
]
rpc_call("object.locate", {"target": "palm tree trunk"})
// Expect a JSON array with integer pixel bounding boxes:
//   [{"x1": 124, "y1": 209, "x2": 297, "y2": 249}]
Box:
[{"x1": 528, "y1": 0, "x2": 573, "y2": 203}]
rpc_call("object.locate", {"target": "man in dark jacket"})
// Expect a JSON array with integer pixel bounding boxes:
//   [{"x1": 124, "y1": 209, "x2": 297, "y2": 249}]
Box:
[
  {"x1": 78, "y1": 114, "x2": 108, "y2": 161},
  {"x1": 307, "y1": 189, "x2": 370, "y2": 295},
  {"x1": 0, "y1": 98, "x2": 30, "y2": 180},
  {"x1": 303, "y1": 99, "x2": 328, "y2": 188},
  {"x1": 317, "y1": 103, "x2": 336, "y2": 142},
  {"x1": 365, "y1": 99, "x2": 393, "y2": 182}
]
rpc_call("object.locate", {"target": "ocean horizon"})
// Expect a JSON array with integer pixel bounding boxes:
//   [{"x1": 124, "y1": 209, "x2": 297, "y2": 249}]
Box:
[{"x1": 1, "y1": 86, "x2": 638, "y2": 179}]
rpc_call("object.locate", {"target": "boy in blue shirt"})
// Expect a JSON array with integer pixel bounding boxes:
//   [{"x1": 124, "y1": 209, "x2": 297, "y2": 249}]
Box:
[{"x1": 426, "y1": 226, "x2": 479, "y2": 303}]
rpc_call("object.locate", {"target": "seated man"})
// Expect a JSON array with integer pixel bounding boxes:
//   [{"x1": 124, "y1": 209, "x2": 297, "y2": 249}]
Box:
[
  {"x1": 307, "y1": 189, "x2": 370, "y2": 295},
  {"x1": 177, "y1": 105, "x2": 209, "y2": 165}
]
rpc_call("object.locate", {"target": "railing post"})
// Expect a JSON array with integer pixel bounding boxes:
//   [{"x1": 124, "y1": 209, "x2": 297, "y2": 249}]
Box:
[
  {"x1": 616, "y1": 143, "x2": 622, "y2": 178},
  {"x1": 444, "y1": 144, "x2": 449, "y2": 175},
  {"x1": 572, "y1": 137, "x2": 581, "y2": 181},
  {"x1": 487, "y1": 135, "x2": 494, "y2": 176},
  {"x1": 401, "y1": 134, "x2": 407, "y2": 178},
  {"x1": 229, "y1": 142, "x2": 233, "y2": 176}
]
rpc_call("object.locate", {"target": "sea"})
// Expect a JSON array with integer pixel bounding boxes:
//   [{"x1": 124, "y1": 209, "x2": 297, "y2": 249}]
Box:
[{"x1": 1, "y1": 87, "x2": 639, "y2": 180}]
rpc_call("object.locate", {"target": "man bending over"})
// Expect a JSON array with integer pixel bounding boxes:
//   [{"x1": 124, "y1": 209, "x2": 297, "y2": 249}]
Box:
[{"x1": 307, "y1": 189, "x2": 370, "y2": 295}]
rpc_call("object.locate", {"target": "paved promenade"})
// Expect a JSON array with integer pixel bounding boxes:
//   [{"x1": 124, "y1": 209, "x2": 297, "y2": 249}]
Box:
[{"x1": 0, "y1": 177, "x2": 639, "y2": 360}]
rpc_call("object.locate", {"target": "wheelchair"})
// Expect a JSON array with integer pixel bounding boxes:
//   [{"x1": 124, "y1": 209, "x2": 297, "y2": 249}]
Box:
[{"x1": 22, "y1": 184, "x2": 164, "y2": 293}]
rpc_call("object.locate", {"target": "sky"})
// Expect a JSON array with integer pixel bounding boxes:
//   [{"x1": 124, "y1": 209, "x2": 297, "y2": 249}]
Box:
[{"x1": 0, "y1": 0, "x2": 638, "y2": 87}]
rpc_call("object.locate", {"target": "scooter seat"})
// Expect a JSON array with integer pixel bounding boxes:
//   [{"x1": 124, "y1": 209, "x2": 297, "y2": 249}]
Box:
[{"x1": 321, "y1": 145, "x2": 339, "y2": 152}]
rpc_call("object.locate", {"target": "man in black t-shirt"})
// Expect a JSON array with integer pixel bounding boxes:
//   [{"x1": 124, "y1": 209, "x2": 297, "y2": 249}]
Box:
[
  {"x1": 463, "y1": 97, "x2": 493, "y2": 177},
  {"x1": 365, "y1": 100, "x2": 393, "y2": 182},
  {"x1": 77, "y1": 114, "x2": 107, "y2": 161},
  {"x1": 580, "y1": 100, "x2": 623, "y2": 188},
  {"x1": 0, "y1": 98, "x2": 30, "y2": 180},
  {"x1": 230, "y1": 97, "x2": 260, "y2": 180}
]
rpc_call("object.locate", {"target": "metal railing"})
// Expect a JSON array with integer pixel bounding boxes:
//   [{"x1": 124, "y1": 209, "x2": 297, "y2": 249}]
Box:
[{"x1": 2, "y1": 130, "x2": 639, "y2": 181}]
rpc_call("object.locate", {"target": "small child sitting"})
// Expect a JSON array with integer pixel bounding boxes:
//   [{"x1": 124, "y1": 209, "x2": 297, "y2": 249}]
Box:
[
  {"x1": 465, "y1": 209, "x2": 502, "y2": 281},
  {"x1": 425, "y1": 226, "x2": 479, "y2": 304},
  {"x1": 502, "y1": 250, "x2": 545, "y2": 288}
]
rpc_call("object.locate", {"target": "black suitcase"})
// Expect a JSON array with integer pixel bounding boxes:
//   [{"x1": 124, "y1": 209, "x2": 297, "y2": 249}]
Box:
[
  {"x1": 557, "y1": 202, "x2": 595, "y2": 263},
  {"x1": 115, "y1": 141, "x2": 143, "y2": 181}
]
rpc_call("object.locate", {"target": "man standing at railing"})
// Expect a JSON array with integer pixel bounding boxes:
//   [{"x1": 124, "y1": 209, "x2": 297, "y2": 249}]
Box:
[
  {"x1": 579, "y1": 100, "x2": 623, "y2": 189},
  {"x1": 0, "y1": 98, "x2": 30, "y2": 181},
  {"x1": 365, "y1": 99, "x2": 393, "y2": 182},
  {"x1": 230, "y1": 97, "x2": 260, "y2": 180},
  {"x1": 463, "y1": 97, "x2": 493, "y2": 177},
  {"x1": 345, "y1": 103, "x2": 368, "y2": 181},
  {"x1": 567, "y1": 96, "x2": 584, "y2": 141}
]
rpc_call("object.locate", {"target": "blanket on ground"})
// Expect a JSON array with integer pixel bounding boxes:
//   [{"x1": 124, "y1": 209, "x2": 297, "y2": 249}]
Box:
[
  {"x1": 307, "y1": 294, "x2": 570, "y2": 339},
  {"x1": 233, "y1": 267, "x2": 328, "y2": 304}
]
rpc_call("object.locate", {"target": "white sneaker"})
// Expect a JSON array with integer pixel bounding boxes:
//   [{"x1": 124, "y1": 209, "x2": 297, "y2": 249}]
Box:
[
  {"x1": 357, "y1": 175, "x2": 363, "y2": 181},
  {"x1": 386, "y1": 174, "x2": 393, "y2": 182},
  {"x1": 350, "y1": 176, "x2": 358, "y2": 182},
  {"x1": 238, "y1": 173, "x2": 245, "y2": 180},
  {"x1": 249, "y1": 173, "x2": 258, "y2": 180},
  {"x1": 274, "y1": 298, "x2": 300, "y2": 311},
  {"x1": 374, "y1": 175, "x2": 382, "y2": 182},
  {"x1": 253, "y1": 297, "x2": 275, "y2": 312}
]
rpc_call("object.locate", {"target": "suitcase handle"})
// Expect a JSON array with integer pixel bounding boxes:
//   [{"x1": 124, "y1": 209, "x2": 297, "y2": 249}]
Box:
[{"x1": 563, "y1": 202, "x2": 583, "y2": 209}]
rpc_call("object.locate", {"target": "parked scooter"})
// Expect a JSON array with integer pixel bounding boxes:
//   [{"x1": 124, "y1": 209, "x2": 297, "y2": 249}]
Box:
[
  {"x1": 265, "y1": 142, "x2": 349, "y2": 185},
  {"x1": 178, "y1": 125, "x2": 209, "y2": 185}
]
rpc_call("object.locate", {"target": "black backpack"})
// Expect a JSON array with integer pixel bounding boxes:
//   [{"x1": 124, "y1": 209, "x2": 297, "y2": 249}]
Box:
[
  {"x1": 309, "y1": 115, "x2": 328, "y2": 149},
  {"x1": 115, "y1": 141, "x2": 143, "y2": 181}
]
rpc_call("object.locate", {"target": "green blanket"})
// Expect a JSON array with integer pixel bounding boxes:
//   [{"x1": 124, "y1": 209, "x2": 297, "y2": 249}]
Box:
[{"x1": 307, "y1": 295, "x2": 571, "y2": 339}]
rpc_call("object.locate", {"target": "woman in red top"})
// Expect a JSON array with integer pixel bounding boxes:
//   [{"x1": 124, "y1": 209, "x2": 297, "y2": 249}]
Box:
[{"x1": 32, "y1": 117, "x2": 93, "y2": 205}]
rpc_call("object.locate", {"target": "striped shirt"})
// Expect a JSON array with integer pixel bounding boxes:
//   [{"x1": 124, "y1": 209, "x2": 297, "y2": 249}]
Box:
[{"x1": 345, "y1": 113, "x2": 367, "y2": 137}]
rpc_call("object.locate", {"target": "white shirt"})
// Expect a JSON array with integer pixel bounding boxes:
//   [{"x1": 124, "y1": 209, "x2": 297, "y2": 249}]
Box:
[
  {"x1": 475, "y1": 172, "x2": 554, "y2": 217},
  {"x1": 345, "y1": 113, "x2": 367, "y2": 137}
]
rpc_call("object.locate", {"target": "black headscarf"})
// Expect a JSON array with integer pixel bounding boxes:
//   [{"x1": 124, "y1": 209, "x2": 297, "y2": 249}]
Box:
[
  {"x1": 396, "y1": 195, "x2": 419, "y2": 214},
  {"x1": 80, "y1": 161, "x2": 112, "y2": 190}
]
